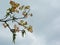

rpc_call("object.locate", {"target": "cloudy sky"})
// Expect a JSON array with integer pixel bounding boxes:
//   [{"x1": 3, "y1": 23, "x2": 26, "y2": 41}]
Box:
[{"x1": 0, "y1": 0, "x2": 60, "y2": 45}]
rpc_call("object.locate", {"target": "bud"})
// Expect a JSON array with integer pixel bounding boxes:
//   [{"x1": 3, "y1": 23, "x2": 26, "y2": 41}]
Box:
[
  {"x1": 3, "y1": 23, "x2": 7, "y2": 28},
  {"x1": 27, "y1": 25, "x2": 33, "y2": 33}
]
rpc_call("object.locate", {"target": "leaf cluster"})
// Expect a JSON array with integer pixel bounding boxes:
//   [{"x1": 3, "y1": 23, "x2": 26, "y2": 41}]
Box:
[{"x1": 0, "y1": 1, "x2": 33, "y2": 44}]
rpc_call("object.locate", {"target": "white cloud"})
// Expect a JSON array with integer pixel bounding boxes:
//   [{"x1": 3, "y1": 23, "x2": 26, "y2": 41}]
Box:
[{"x1": 16, "y1": 31, "x2": 46, "y2": 45}]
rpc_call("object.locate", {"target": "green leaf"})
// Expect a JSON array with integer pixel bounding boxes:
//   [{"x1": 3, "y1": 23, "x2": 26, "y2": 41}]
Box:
[
  {"x1": 21, "y1": 30, "x2": 26, "y2": 37},
  {"x1": 19, "y1": 20, "x2": 27, "y2": 26},
  {"x1": 27, "y1": 25, "x2": 33, "y2": 33},
  {"x1": 19, "y1": 5, "x2": 24, "y2": 10},
  {"x1": 23, "y1": 21, "x2": 27, "y2": 25},
  {"x1": 24, "y1": 6, "x2": 30, "y2": 9}
]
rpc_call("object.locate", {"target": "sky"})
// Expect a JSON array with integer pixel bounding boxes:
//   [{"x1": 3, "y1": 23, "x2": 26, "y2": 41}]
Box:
[{"x1": 0, "y1": 0, "x2": 60, "y2": 45}]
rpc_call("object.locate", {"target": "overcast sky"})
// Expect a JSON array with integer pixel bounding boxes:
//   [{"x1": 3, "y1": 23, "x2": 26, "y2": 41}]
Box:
[{"x1": 0, "y1": 0, "x2": 60, "y2": 45}]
